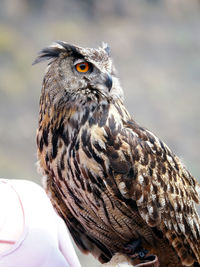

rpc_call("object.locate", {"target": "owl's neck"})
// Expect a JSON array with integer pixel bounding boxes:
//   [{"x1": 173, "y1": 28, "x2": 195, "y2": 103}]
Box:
[
  {"x1": 37, "y1": 90, "x2": 130, "y2": 166},
  {"x1": 38, "y1": 88, "x2": 113, "y2": 135},
  {"x1": 64, "y1": 94, "x2": 111, "y2": 131}
]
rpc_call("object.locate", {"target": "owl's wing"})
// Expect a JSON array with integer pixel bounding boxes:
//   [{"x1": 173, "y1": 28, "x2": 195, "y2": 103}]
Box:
[
  {"x1": 103, "y1": 116, "x2": 200, "y2": 265},
  {"x1": 62, "y1": 211, "x2": 113, "y2": 264},
  {"x1": 44, "y1": 175, "x2": 112, "y2": 264}
]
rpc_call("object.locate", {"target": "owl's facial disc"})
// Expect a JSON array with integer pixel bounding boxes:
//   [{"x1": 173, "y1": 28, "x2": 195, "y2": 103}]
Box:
[
  {"x1": 72, "y1": 58, "x2": 113, "y2": 93},
  {"x1": 82, "y1": 70, "x2": 113, "y2": 93}
]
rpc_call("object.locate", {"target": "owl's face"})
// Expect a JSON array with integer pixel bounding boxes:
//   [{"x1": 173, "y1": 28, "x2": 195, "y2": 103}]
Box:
[{"x1": 34, "y1": 42, "x2": 123, "y2": 104}]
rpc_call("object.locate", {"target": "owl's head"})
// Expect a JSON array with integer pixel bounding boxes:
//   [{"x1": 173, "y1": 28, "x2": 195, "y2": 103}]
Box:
[{"x1": 34, "y1": 41, "x2": 123, "y2": 105}]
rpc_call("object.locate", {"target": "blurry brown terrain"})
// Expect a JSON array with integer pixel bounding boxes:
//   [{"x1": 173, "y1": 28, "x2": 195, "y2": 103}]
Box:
[{"x1": 0, "y1": 0, "x2": 200, "y2": 266}]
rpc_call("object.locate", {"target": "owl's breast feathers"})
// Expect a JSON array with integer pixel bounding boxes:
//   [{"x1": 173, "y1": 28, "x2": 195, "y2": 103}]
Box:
[{"x1": 37, "y1": 95, "x2": 200, "y2": 266}]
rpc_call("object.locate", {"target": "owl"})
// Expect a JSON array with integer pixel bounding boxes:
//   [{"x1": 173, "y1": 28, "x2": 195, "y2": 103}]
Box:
[{"x1": 34, "y1": 41, "x2": 200, "y2": 267}]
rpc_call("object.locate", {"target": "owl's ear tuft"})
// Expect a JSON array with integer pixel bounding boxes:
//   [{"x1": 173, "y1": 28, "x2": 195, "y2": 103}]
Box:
[
  {"x1": 33, "y1": 41, "x2": 83, "y2": 65},
  {"x1": 33, "y1": 43, "x2": 64, "y2": 65},
  {"x1": 102, "y1": 42, "x2": 111, "y2": 56}
]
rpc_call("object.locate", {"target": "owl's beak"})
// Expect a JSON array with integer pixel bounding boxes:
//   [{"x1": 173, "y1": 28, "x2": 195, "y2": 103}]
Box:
[{"x1": 105, "y1": 73, "x2": 113, "y2": 91}]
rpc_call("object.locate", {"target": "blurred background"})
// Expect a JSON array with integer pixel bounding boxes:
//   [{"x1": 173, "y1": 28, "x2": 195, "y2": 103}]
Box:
[{"x1": 0, "y1": 0, "x2": 200, "y2": 266}]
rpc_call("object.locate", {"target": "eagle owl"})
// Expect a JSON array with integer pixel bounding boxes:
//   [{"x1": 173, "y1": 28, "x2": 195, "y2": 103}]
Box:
[{"x1": 35, "y1": 41, "x2": 200, "y2": 267}]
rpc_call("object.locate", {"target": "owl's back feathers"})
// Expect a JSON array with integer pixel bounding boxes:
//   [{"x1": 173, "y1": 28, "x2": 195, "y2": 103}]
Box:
[{"x1": 105, "y1": 102, "x2": 200, "y2": 265}]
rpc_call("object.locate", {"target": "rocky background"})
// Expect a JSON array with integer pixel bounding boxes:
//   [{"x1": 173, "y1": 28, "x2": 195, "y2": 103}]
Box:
[{"x1": 0, "y1": 0, "x2": 200, "y2": 266}]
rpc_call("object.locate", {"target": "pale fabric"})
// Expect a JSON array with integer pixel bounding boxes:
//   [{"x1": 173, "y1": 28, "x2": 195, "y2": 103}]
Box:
[
  {"x1": 0, "y1": 179, "x2": 81, "y2": 267},
  {"x1": 0, "y1": 180, "x2": 24, "y2": 253}
]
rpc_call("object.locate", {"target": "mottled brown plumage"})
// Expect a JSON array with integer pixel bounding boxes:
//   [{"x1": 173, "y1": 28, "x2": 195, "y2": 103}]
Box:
[{"x1": 35, "y1": 41, "x2": 200, "y2": 266}]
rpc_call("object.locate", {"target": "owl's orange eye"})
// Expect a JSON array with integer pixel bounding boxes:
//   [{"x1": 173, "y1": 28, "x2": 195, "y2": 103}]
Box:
[{"x1": 75, "y1": 62, "x2": 90, "y2": 73}]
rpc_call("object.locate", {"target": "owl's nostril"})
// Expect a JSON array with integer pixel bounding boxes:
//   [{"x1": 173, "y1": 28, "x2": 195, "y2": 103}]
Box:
[{"x1": 105, "y1": 74, "x2": 113, "y2": 91}]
